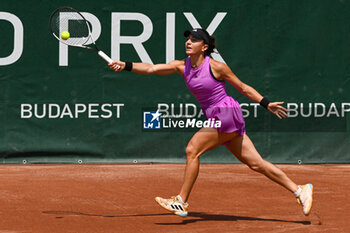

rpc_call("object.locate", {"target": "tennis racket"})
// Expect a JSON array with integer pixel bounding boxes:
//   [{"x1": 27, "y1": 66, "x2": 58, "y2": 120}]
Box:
[{"x1": 49, "y1": 6, "x2": 119, "y2": 68}]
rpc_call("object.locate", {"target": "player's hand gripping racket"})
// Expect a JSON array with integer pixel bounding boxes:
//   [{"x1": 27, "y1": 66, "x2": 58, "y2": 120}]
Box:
[{"x1": 49, "y1": 7, "x2": 120, "y2": 68}]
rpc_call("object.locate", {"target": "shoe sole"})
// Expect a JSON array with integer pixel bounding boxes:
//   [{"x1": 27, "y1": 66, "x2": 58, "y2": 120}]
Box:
[{"x1": 304, "y1": 184, "x2": 313, "y2": 216}]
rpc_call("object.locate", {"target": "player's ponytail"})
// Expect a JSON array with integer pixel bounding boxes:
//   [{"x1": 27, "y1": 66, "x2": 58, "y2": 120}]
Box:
[{"x1": 205, "y1": 35, "x2": 216, "y2": 57}]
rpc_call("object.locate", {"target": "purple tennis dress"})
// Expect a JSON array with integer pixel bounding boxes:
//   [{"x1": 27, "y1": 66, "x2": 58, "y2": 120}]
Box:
[{"x1": 182, "y1": 56, "x2": 246, "y2": 137}]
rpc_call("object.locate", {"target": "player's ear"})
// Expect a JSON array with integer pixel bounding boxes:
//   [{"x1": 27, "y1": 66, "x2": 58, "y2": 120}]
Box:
[{"x1": 202, "y1": 44, "x2": 209, "y2": 52}]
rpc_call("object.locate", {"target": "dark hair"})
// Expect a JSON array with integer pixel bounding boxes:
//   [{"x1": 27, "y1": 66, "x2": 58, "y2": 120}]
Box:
[
  {"x1": 205, "y1": 35, "x2": 216, "y2": 57},
  {"x1": 184, "y1": 28, "x2": 216, "y2": 56}
]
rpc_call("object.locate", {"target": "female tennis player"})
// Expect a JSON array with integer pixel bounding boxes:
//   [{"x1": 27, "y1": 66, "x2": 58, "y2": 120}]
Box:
[{"x1": 109, "y1": 28, "x2": 313, "y2": 217}]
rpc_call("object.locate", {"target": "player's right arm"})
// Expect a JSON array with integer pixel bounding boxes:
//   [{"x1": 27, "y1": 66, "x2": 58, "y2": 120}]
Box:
[{"x1": 109, "y1": 60, "x2": 184, "y2": 75}]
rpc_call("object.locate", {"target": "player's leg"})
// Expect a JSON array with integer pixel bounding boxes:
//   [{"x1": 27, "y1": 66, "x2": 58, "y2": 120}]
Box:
[
  {"x1": 225, "y1": 133, "x2": 313, "y2": 215},
  {"x1": 155, "y1": 127, "x2": 237, "y2": 216},
  {"x1": 225, "y1": 134, "x2": 297, "y2": 192},
  {"x1": 179, "y1": 128, "x2": 237, "y2": 202}
]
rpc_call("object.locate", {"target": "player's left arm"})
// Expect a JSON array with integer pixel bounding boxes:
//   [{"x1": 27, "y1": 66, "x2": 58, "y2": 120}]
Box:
[{"x1": 211, "y1": 60, "x2": 288, "y2": 119}]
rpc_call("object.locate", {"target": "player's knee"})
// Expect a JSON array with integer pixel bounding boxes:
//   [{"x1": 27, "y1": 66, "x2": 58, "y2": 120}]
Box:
[
  {"x1": 185, "y1": 145, "x2": 199, "y2": 160},
  {"x1": 247, "y1": 161, "x2": 265, "y2": 173}
]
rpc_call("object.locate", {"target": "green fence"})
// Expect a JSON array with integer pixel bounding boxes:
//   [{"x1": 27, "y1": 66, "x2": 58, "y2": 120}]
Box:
[{"x1": 1, "y1": 0, "x2": 349, "y2": 163}]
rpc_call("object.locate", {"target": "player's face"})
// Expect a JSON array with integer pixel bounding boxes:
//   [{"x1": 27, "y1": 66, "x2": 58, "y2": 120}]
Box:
[{"x1": 185, "y1": 35, "x2": 208, "y2": 56}]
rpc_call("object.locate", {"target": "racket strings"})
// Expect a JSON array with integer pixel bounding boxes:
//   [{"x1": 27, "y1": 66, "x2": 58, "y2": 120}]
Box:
[{"x1": 50, "y1": 8, "x2": 90, "y2": 46}]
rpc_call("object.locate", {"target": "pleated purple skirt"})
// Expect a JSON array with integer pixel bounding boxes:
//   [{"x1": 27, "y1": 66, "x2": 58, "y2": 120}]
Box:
[{"x1": 203, "y1": 96, "x2": 246, "y2": 136}]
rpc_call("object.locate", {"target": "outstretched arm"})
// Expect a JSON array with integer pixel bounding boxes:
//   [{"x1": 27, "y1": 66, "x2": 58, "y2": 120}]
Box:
[
  {"x1": 109, "y1": 60, "x2": 184, "y2": 75},
  {"x1": 212, "y1": 61, "x2": 288, "y2": 119}
]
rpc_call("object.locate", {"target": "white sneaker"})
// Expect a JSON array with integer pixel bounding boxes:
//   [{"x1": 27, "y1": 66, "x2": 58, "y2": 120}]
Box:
[
  {"x1": 296, "y1": 184, "x2": 313, "y2": 216},
  {"x1": 155, "y1": 195, "x2": 188, "y2": 217}
]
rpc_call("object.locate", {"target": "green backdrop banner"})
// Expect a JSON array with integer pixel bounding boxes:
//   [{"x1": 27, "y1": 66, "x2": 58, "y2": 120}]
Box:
[{"x1": 1, "y1": 0, "x2": 349, "y2": 163}]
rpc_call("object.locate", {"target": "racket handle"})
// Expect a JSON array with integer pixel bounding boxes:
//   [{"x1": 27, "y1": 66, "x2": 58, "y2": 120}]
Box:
[
  {"x1": 98, "y1": 50, "x2": 121, "y2": 70},
  {"x1": 98, "y1": 50, "x2": 113, "y2": 64}
]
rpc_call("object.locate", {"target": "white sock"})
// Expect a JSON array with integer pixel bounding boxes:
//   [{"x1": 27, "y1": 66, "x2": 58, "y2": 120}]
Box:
[
  {"x1": 177, "y1": 195, "x2": 186, "y2": 204},
  {"x1": 294, "y1": 186, "x2": 302, "y2": 197}
]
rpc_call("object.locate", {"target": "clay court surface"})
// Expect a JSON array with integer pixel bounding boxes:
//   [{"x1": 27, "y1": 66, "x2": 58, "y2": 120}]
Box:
[{"x1": 0, "y1": 164, "x2": 348, "y2": 233}]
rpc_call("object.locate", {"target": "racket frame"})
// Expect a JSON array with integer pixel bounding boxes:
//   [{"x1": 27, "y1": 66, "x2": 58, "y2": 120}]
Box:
[{"x1": 49, "y1": 7, "x2": 115, "y2": 64}]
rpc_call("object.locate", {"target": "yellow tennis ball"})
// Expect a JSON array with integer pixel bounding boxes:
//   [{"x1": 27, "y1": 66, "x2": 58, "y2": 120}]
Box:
[{"x1": 61, "y1": 31, "x2": 70, "y2": 40}]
